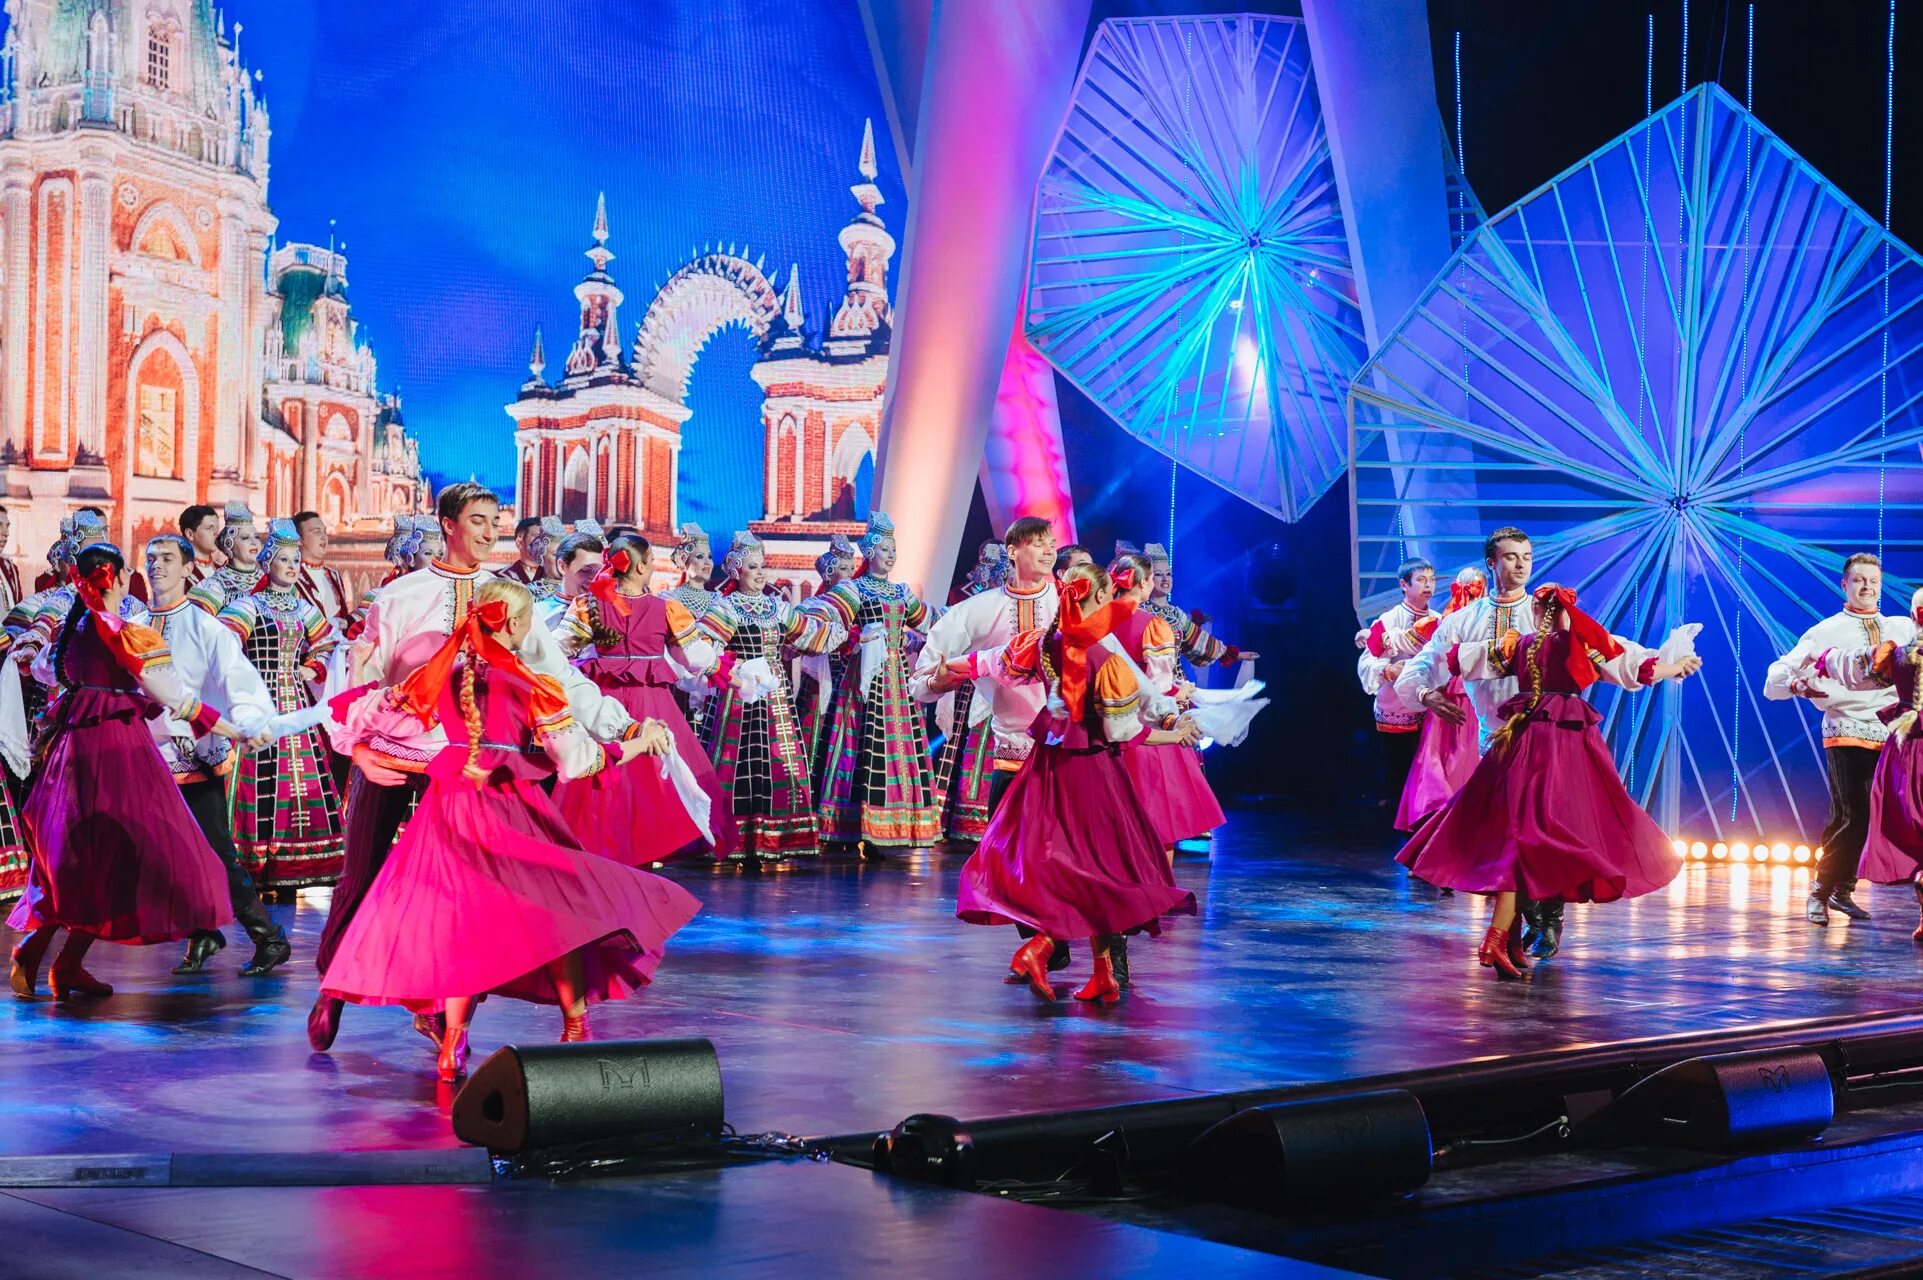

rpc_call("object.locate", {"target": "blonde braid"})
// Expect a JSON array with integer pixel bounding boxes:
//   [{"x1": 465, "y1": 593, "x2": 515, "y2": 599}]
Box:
[{"x1": 460, "y1": 657, "x2": 486, "y2": 787}]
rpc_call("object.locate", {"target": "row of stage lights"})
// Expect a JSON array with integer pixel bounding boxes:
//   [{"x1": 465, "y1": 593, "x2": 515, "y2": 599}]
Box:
[{"x1": 1670, "y1": 839, "x2": 1817, "y2": 866}]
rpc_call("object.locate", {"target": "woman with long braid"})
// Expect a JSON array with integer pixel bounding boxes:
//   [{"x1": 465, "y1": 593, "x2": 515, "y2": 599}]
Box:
[
  {"x1": 1395, "y1": 585, "x2": 1700, "y2": 980},
  {"x1": 319, "y1": 579, "x2": 696, "y2": 1081},
  {"x1": 8, "y1": 543, "x2": 251, "y2": 998}
]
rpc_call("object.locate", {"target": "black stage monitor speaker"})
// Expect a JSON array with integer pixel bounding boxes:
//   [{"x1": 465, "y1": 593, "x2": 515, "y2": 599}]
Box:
[
  {"x1": 1185, "y1": 1089, "x2": 1432, "y2": 1211},
  {"x1": 1612, "y1": 1048, "x2": 1832, "y2": 1152},
  {"x1": 452, "y1": 1038, "x2": 724, "y2": 1153}
]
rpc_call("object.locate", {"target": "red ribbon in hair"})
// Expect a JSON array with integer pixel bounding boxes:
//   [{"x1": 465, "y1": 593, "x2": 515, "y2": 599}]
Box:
[
  {"x1": 68, "y1": 562, "x2": 153, "y2": 679},
  {"x1": 390, "y1": 598, "x2": 536, "y2": 725},
  {"x1": 1111, "y1": 566, "x2": 1136, "y2": 594},
  {"x1": 589, "y1": 548, "x2": 636, "y2": 618},
  {"x1": 1444, "y1": 577, "x2": 1487, "y2": 616},
  {"x1": 1534, "y1": 584, "x2": 1622, "y2": 689},
  {"x1": 1055, "y1": 576, "x2": 1133, "y2": 720}
]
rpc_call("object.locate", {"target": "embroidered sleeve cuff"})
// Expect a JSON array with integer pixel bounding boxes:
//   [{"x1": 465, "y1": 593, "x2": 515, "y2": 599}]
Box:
[
  {"x1": 187, "y1": 700, "x2": 220, "y2": 734},
  {"x1": 1218, "y1": 646, "x2": 1242, "y2": 667}
]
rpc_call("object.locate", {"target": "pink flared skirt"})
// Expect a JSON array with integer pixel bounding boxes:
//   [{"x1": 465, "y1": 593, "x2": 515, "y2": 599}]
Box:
[
  {"x1": 1394, "y1": 678, "x2": 1480, "y2": 832},
  {"x1": 1395, "y1": 693, "x2": 1681, "y2": 903},
  {"x1": 556, "y1": 682, "x2": 740, "y2": 860},
  {"x1": 1121, "y1": 741, "x2": 1226, "y2": 846},
  {"x1": 958, "y1": 745, "x2": 1195, "y2": 939},
  {"x1": 320, "y1": 771, "x2": 700, "y2": 1009},
  {"x1": 1860, "y1": 738, "x2": 1923, "y2": 883},
  {"x1": 8, "y1": 701, "x2": 229, "y2": 944}
]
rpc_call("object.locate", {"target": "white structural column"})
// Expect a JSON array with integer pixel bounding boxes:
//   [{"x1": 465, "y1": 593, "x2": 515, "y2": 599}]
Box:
[
  {"x1": 870, "y1": 0, "x2": 1091, "y2": 598},
  {"x1": 1, "y1": 171, "x2": 29, "y2": 457},
  {"x1": 72, "y1": 155, "x2": 110, "y2": 466}
]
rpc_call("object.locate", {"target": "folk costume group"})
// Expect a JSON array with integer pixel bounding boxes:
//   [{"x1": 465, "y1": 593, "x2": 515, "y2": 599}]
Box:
[
  {"x1": 1356, "y1": 523, "x2": 1923, "y2": 979},
  {"x1": 0, "y1": 486, "x2": 1261, "y2": 1080}
]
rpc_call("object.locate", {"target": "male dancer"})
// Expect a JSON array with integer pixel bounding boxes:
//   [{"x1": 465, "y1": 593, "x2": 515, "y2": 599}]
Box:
[
  {"x1": 915, "y1": 517, "x2": 1067, "y2": 969},
  {"x1": 1358, "y1": 556, "x2": 1437, "y2": 817},
  {"x1": 501, "y1": 515, "x2": 546, "y2": 584},
  {"x1": 307, "y1": 481, "x2": 653, "y2": 1051},
  {"x1": 179, "y1": 504, "x2": 222, "y2": 583},
  {"x1": 1054, "y1": 544, "x2": 1093, "y2": 577},
  {"x1": 540, "y1": 530, "x2": 605, "y2": 629},
  {"x1": 292, "y1": 511, "x2": 352, "y2": 633},
  {"x1": 144, "y1": 534, "x2": 293, "y2": 977},
  {"x1": 1766, "y1": 552, "x2": 1918, "y2": 926},
  {"x1": 1395, "y1": 527, "x2": 1558, "y2": 949}
]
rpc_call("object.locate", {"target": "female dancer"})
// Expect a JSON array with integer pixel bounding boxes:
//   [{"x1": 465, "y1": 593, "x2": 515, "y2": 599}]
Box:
[
  {"x1": 553, "y1": 531, "x2": 741, "y2": 860},
  {"x1": 698, "y1": 532, "x2": 845, "y2": 864},
  {"x1": 1396, "y1": 585, "x2": 1700, "y2": 978},
  {"x1": 808, "y1": 514, "x2": 940, "y2": 853},
  {"x1": 1106, "y1": 550, "x2": 1223, "y2": 852},
  {"x1": 668, "y1": 524, "x2": 721, "y2": 739},
  {"x1": 9, "y1": 543, "x2": 248, "y2": 998},
  {"x1": 948, "y1": 562, "x2": 1199, "y2": 1003},
  {"x1": 216, "y1": 521, "x2": 345, "y2": 891},
  {"x1": 189, "y1": 514, "x2": 262, "y2": 615},
  {"x1": 1394, "y1": 566, "x2": 1484, "y2": 832},
  {"x1": 796, "y1": 534, "x2": 859, "y2": 763},
  {"x1": 318, "y1": 579, "x2": 699, "y2": 1079}
]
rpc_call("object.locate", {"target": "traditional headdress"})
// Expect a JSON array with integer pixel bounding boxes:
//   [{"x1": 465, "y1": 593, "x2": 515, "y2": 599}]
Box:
[
  {"x1": 722, "y1": 530, "x2": 763, "y2": 581},
  {"x1": 384, "y1": 515, "x2": 418, "y2": 567},
  {"x1": 1143, "y1": 542, "x2": 1170, "y2": 571},
  {"x1": 222, "y1": 500, "x2": 255, "y2": 526},
  {"x1": 815, "y1": 533, "x2": 858, "y2": 580},
  {"x1": 70, "y1": 510, "x2": 110, "y2": 549},
  {"x1": 1113, "y1": 539, "x2": 1143, "y2": 559},
  {"x1": 858, "y1": 511, "x2": 896, "y2": 558},
  {"x1": 572, "y1": 518, "x2": 605, "y2": 540},
  {"x1": 255, "y1": 518, "x2": 302, "y2": 574},
  {"x1": 672, "y1": 522, "x2": 710, "y2": 564}
]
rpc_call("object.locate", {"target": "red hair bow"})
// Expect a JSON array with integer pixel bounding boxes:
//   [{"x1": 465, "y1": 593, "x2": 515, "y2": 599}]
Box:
[
  {"x1": 1111, "y1": 566, "x2": 1136, "y2": 593},
  {"x1": 1060, "y1": 575, "x2": 1093, "y2": 605},
  {"x1": 69, "y1": 562, "x2": 116, "y2": 614},
  {"x1": 1533, "y1": 584, "x2": 1622, "y2": 689},
  {"x1": 1444, "y1": 577, "x2": 1487, "y2": 615},
  {"x1": 1053, "y1": 574, "x2": 1130, "y2": 721},
  {"x1": 390, "y1": 597, "x2": 528, "y2": 725},
  {"x1": 589, "y1": 548, "x2": 636, "y2": 618}
]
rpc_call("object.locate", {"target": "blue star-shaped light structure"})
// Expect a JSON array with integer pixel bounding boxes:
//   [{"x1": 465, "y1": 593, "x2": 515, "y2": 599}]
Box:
[
  {"x1": 1024, "y1": 14, "x2": 1367, "y2": 522},
  {"x1": 1350, "y1": 84, "x2": 1923, "y2": 837}
]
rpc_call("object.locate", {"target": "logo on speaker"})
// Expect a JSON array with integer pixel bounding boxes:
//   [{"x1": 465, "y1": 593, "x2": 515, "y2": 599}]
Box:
[
  {"x1": 599, "y1": 1058, "x2": 651, "y2": 1092},
  {"x1": 1756, "y1": 1065, "x2": 1791, "y2": 1092}
]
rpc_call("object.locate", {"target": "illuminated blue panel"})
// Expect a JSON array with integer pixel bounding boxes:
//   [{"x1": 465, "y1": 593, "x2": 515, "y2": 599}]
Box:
[
  {"x1": 1025, "y1": 15, "x2": 1368, "y2": 522},
  {"x1": 1350, "y1": 83, "x2": 1923, "y2": 837}
]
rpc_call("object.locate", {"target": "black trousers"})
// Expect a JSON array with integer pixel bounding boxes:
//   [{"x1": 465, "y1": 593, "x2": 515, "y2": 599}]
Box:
[
  {"x1": 317, "y1": 767, "x2": 428, "y2": 975},
  {"x1": 180, "y1": 777, "x2": 276, "y2": 944},
  {"x1": 1381, "y1": 729, "x2": 1419, "y2": 814},
  {"x1": 1816, "y1": 744, "x2": 1881, "y2": 893}
]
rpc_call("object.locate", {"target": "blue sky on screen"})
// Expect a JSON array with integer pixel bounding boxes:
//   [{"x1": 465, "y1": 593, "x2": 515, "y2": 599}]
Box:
[{"x1": 112, "y1": 1, "x2": 905, "y2": 534}]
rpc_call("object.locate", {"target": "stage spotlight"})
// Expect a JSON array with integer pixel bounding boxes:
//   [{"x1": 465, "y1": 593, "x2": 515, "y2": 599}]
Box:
[
  {"x1": 1711, "y1": 842, "x2": 1728, "y2": 860},
  {"x1": 1795, "y1": 846, "x2": 1813, "y2": 865},
  {"x1": 1730, "y1": 842, "x2": 1748, "y2": 861},
  {"x1": 1671, "y1": 839, "x2": 1688, "y2": 857},
  {"x1": 1772, "y1": 843, "x2": 1791, "y2": 863},
  {"x1": 1692, "y1": 841, "x2": 1709, "y2": 860}
]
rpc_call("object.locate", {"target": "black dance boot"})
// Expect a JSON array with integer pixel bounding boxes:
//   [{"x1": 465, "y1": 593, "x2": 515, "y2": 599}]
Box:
[
  {"x1": 172, "y1": 930, "x2": 227, "y2": 975},
  {"x1": 240, "y1": 929, "x2": 292, "y2": 978},
  {"x1": 1107, "y1": 935, "x2": 1131, "y2": 989},
  {"x1": 1829, "y1": 883, "x2": 1872, "y2": 921},
  {"x1": 1530, "y1": 898, "x2": 1565, "y2": 959},
  {"x1": 1518, "y1": 899, "x2": 1544, "y2": 951}
]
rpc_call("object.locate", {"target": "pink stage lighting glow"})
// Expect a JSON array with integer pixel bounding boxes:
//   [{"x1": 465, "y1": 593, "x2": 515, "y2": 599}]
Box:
[{"x1": 983, "y1": 309, "x2": 1077, "y2": 544}]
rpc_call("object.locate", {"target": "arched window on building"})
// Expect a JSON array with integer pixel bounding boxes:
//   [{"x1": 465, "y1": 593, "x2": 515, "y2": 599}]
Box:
[{"x1": 145, "y1": 25, "x2": 171, "y2": 91}]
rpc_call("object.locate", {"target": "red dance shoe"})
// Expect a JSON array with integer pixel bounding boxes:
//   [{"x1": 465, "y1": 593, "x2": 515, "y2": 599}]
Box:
[
  {"x1": 561, "y1": 1008, "x2": 592, "y2": 1043},
  {"x1": 49, "y1": 966, "x2": 112, "y2": 1000},
  {"x1": 1506, "y1": 919, "x2": 1534, "y2": 974},
  {"x1": 9, "y1": 933, "x2": 51, "y2": 1000},
  {"x1": 1009, "y1": 936, "x2": 1057, "y2": 1001},
  {"x1": 437, "y1": 1025, "x2": 470, "y2": 1083},
  {"x1": 1073, "y1": 953, "x2": 1122, "y2": 1006},
  {"x1": 1477, "y1": 926, "x2": 1525, "y2": 980}
]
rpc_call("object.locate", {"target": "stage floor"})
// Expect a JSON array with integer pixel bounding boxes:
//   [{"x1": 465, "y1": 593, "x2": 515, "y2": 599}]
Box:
[{"x1": 4, "y1": 806, "x2": 1922, "y2": 1159}]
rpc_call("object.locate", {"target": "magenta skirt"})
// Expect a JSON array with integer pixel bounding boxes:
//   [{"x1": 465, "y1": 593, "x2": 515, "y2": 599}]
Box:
[
  {"x1": 958, "y1": 745, "x2": 1195, "y2": 939},
  {"x1": 1396, "y1": 692, "x2": 1681, "y2": 903},
  {"x1": 321, "y1": 761, "x2": 700, "y2": 1009},
  {"x1": 555, "y1": 681, "x2": 741, "y2": 860},
  {"x1": 8, "y1": 696, "x2": 229, "y2": 944},
  {"x1": 1395, "y1": 678, "x2": 1480, "y2": 832},
  {"x1": 1860, "y1": 738, "x2": 1923, "y2": 883},
  {"x1": 1121, "y1": 742, "x2": 1225, "y2": 846}
]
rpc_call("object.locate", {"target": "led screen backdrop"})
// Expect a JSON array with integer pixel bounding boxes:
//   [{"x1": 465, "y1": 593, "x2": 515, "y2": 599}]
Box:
[{"x1": 0, "y1": 0, "x2": 903, "y2": 574}]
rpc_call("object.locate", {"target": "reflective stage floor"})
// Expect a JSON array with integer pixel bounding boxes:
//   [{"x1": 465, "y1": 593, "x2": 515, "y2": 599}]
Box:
[{"x1": 3, "y1": 807, "x2": 1921, "y2": 1277}]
